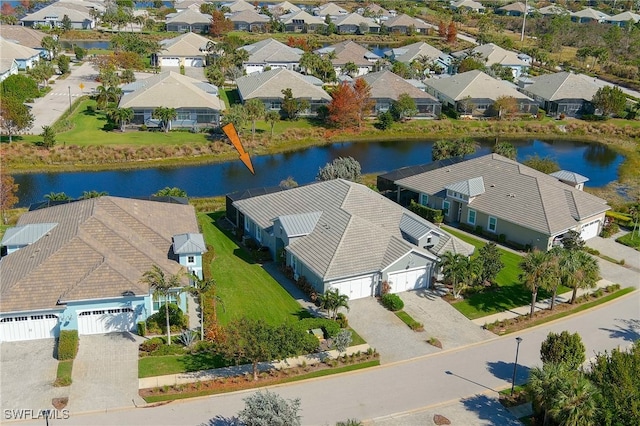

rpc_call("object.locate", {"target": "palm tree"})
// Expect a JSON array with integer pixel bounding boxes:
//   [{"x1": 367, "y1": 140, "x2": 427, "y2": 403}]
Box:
[
  {"x1": 107, "y1": 107, "x2": 134, "y2": 132},
  {"x1": 265, "y1": 110, "x2": 279, "y2": 137},
  {"x1": 140, "y1": 265, "x2": 184, "y2": 345},
  {"x1": 545, "y1": 247, "x2": 563, "y2": 311},
  {"x1": 80, "y1": 190, "x2": 108, "y2": 199},
  {"x1": 244, "y1": 99, "x2": 266, "y2": 137},
  {"x1": 439, "y1": 252, "x2": 471, "y2": 298},
  {"x1": 152, "y1": 107, "x2": 177, "y2": 133},
  {"x1": 559, "y1": 250, "x2": 600, "y2": 304},
  {"x1": 44, "y1": 192, "x2": 70, "y2": 201},
  {"x1": 41, "y1": 36, "x2": 61, "y2": 60},
  {"x1": 519, "y1": 249, "x2": 553, "y2": 318},
  {"x1": 318, "y1": 288, "x2": 349, "y2": 320},
  {"x1": 188, "y1": 274, "x2": 224, "y2": 341},
  {"x1": 528, "y1": 363, "x2": 572, "y2": 426},
  {"x1": 549, "y1": 374, "x2": 599, "y2": 426},
  {"x1": 94, "y1": 85, "x2": 110, "y2": 110}
]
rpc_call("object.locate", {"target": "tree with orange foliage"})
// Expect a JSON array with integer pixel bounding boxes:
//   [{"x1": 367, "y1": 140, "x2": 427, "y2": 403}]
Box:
[
  {"x1": 210, "y1": 10, "x2": 233, "y2": 37},
  {"x1": 327, "y1": 82, "x2": 358, "y2": 129},
  {"x1": 353, "y1": 78, "x2": 374, "y2": 128},
  {"x1": 438, "y1": 21, "x2": 447, "y2": 39},
  {"x1": 0, "y1": 172, "x2": 19, "y2": 225},
  {"x1": 0, "y1": 3, "x2": 14, "y2": 16},
  {"x1": 447, "y1": 21, "x2": 457, "y2": 44}
]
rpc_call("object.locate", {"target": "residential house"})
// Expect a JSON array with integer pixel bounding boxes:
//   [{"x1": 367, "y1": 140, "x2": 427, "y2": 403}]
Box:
[
  {"x1": 175, "y1": 0, "x2": 207, "y2": 10},
  {"x1": 357, "y1": 4, "x2": 392, "y2": 22},
  {"x1": 280, "y1": 10, "x2": 326, "y2": 33},
  {"x1": 450, "y1": 0, "x2": 486, "y2": 13},
  {"x1": 0, "y1": 26, "x2": 49, "y2": 59},
  {"x1": 497, "y1": 2, "x2": 533, "y2": 16},
  {"x1": 229, "y1": 10, "x2": 270, "y2": 32},
  {"x1": 314, "y1": 2, "x2": 349, "y2": 18},
  {"x1": 424, "y1": 70, "x2": 537, "y2": 116},
  {"x1": 315, "y1": 40, "x2": 381, "y2": 77},
  {"x1": 333, "y1": 13, "x2": 380, "y2": 34},
  {"x1": 165, "y1": 6, "x2": 212, "y2": 33},
  {"x1": 454, "y1": 43, "x2": 530, "y2": 78},
  {"x1": 238, "y1": 38, "x2": 303, "y2": 74},
  {"x1": 606, "y1": 11, "x2": 640, "y2": 27},
  {"x1": 361, "y1": 70, "x2": 442, "y2": 117},
  {"x1": 232, "y1": 179, "x2": 474, "y2": 300},
  {"x1": 158, "y1": 32, "x2": 212, "y2": 67},
  {"x1": 519, "y1": 71, "x2": 599, "y2": 117},
  {"x1": 571, "y1": 8, "x2": 610, "y2": 23},
  {"x1": 20, "y1": 1, "x2": 96, "y2": 29},
  {"x1": 119, "y1": 71, "x2": 225, "y2": 129},
  {"x1": 0, "y1": 58, "x2": 19, "y2": 82},
  {"x1": 236, "y1": 68, "x2": 330, "y2": 115},
  {"x1": 0, "y1": 197, "x2": 205, "y2": 342},
  {"x1": 224, "y1": 0, "x2": 256, "y2": 13},
  {"x1": 392, "y1": 154, "x2": 610, "y2": 251},
  {"x1": 269, "y1": 1, "x2": 302, "y2": 16},
  {"x1": 537, "y1": 5, "x2": 570, "y2": 16},
  {"x1": 0, "y1": 38, "x2": 41, "y2": 70},
  {"x1": 385, "y1": 41, "x2": 453, "y2": 74},
  {"x1": 383, "y1": 14, "x2": 430, "y2": 35}
]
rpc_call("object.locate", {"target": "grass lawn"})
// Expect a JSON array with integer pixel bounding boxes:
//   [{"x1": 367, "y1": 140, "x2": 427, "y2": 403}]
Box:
[
  {"x1": 54, "y1": 360, "x2": 73, "y2": 387},
  {"x1": 198, "y1": 212, "x2": 310, "y2": 325},
  {"x1": 442, "y1": 227, "x2": 569, "y2": 320},
  {"x1": 617, "y1": 231, "x2": 640, "y2": 250},
  {"x1": 139, "y1": 352, "x2": 226, "y2": 378}
]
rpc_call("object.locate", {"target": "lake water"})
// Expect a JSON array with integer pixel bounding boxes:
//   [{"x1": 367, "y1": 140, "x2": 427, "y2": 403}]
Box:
[
  {"x1": 61, "y1": 40, "x2": 111, "y2": 50},
  {"x1": 12, "y1": 138, "x2": 623, "y2": 208}
]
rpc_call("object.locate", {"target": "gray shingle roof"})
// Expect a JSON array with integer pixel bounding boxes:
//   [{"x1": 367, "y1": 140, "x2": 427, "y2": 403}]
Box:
[
  {"x1": 538, "y1": 5, "x2": 569, "y2": 15},
  {"x1": 316, "y1": 2, "x2": 348, "y2": 15},
  {"x1": 20, "y1": 1, "x2": 94, "y2": 23},
  {"x1": 0, "y1": 26, "x2": 47, "y2": 49},
  {"x1": 229, "y1": 9, "x2": 270, "y2": 24},
  {"x1": 165, "y1": 7, "x2": 211, "y2": 24},
  {"x1": 160, "y1": 32, "x2": 212, "y2": 57},
  {"x1": 0, "y1": 197, "x2": 198, "y2": 313},
  {"x1": 607, "y1": 11, "x2": 640, "y2": 23},
  {"x1": 386, "y1": 41, "x2": 444, "y2": 64},
  {"x1": 445, "y1": 177, "x2": 485, "y2": 197},
  {"x1": 240, "y1": 38, "x2": 303, "y2": 64},
  {"x1": 280, "y1": 10, "x2": 325, "y2": 25},
  {"x1": 499, "y1": 2, "x2": 528, "y2": 13},
  {"x1": 549, "y1": 170, "x2": 589, "y2": 184},
  {"x1": 469, "y1": 43, "x2": 529, "y2": 67},
  {"x1": 334, "y1": 13, "x2": 379, "y2": 29},
  {"x1": 316, "y1": 40, "x2": 380, "y2": 67},
  {"x1": 1, "y1": 223, "x2": 58, "y2": 246},
  {"x1": 395, "y1": 154, "x2": 610, "y2": 236},
  {"x1": 451, "y1": 0, "x2": 485, "y2": 11},
  {"x1": 119, "y1": 71, "x2": 224, "y2": 110},
  {"x1": 424, "y1": 70, "x2": 533, "y2": 102},
  {"x1": 225, "y1": 0, "x2": 256, "y2": 12},
  {"x1": 172, "y1": 233, "x2": 206, "y2": 254},
  {"x1": 385, "y1": 14, "x2": 429, "y2": 30},
  {"x1": 0, "y1": 38, "x2": 41, "y2": 61},
  {"x1": 572, "y1": 8, "x2": 610, "y2": 20},
  {"x1": 278, "y1": 212, "x2": 322, "y2": 237},
  {"x1": 236, "y1": 68, "x2": 331, "y2": 101},
  {"x1": 523, "y1": 72, "x2": 600, "y2": 102},
  {"x1": 233, "y1": 180, "x2": 471, "y2": 281},
  {"x1": 361, "y1": 70, "x2": 439, "y2": 102},
  {"x1": 269, "y1": 2, "x2": 301, "y2": 14}
]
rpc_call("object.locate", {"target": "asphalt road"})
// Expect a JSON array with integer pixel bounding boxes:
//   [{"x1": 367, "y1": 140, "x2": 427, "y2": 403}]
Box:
[{"x1": 22, "y1": 292, "x2": 638, "y2": 426}]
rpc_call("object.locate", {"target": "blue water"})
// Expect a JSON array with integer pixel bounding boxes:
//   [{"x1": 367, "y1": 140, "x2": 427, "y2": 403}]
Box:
[{"x1": 12, "y1": 138, "x2": 623, "y2": 207}]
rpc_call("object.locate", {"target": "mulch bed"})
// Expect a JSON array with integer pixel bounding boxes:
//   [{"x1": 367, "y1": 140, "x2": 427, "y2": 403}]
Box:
[{"x1": 52, "y1": 398, "x2": 68, "y2": 410}]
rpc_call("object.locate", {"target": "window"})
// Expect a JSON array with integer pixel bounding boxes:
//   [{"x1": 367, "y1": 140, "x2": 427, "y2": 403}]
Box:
[
  {"x1": 488, "y1": 216, "x2": 497, "y2": 233},
  {"x1": 420, "y1": 194, "x2": 429, "y2": 206},
  {"x1": 187, "y1": 255, "x2": 195, "y2": 264},
  {"x1": 442, "y1": 200, "x2": 450, "y2": 216},
  {"x1": 291, "y1": 255, "x2": 298, "y2": 274},
  {"x1": 468, "y1": 209, "x2": 476, "y2": 225},
  {"x1": 244, "y1": 216, "x2": 250, "y2": 232},
  {"x1": 153, "y1": 293, "x2": 178, "y2": 311}
]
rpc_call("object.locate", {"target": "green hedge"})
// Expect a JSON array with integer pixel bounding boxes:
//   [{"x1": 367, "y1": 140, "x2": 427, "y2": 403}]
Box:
[
  {"x1": 606, "y1": 211, "x2": 632, "y2": 225},
  {"x1": 57, "y1": 330, "x2": 79, "y2": 360},
  {"x1": 295, "y1": 318, "x2": 340, "y2": 338},
  {"x1": 408, "y1": 200, "x2": 443, "y2": 223},
  {"x1": 381, "y1": 294, "x2": 404, "y2": 311}
]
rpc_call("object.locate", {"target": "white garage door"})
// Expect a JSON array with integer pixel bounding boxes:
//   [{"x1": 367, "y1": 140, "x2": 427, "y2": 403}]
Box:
[
  {"x1": 78, "y1": 308, "x2": 135, "y2": 335},
  {"x1": 160, "y1": 57, "x2": 180, "y2": 67},
  {"x1": 330, "y1": 274, "x2": 375, "y2": 300},
  {"x1": 580, "y1": 220, "x2": 601, "y2": 241},
  {"x1": 388, "y1": 267, "x2": 429, "y2": 294},
  {"x1": 184, "y1": 57, "x2": 204, "y2": 67},
  {"x1": 0, "y1": 314, "x2": 59, "y2": 342}
]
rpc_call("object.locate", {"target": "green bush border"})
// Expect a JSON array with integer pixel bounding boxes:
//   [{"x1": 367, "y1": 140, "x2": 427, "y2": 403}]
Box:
[
  {"x1": 57, "y1": 330, "x2": 78, "y2": 360},
  {"x1": 53, "y1": 360, "x2": 73, "y2": 387},
  {"x1": 395, "y1": 310, "x2": 424, "y2": 331}
]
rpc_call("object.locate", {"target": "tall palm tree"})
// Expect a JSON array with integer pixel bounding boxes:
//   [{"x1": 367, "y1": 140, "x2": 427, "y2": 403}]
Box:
[
  {"x1": 152, "y1": 107, "x2": 177, "y2": 133},
  {"x1": 519, "y1": 249, "x2": 553, "y2": 318},
  {"x1": 188, "y1": 274, "x2": 224, "y2": 341},
  {"x1": 244, "y1": 99, "x2": 266, "y2": 137},
  {"x1": 80, "y1": 190, "x2": 108, "y2": 199},
  {"x1": 44, "y1": 192, "x2": 70, "y2": 201},
  {"x1": 559, "y1": 250, "x2": 600, "y2": 304},
  {"x1": 545, "y1": 247, "x2": 563, "y2": 310},
  {"x1": 318, "y1": 288, "x2": 349, "y2": 320},
  {"x1": 41, "y1": 36, "x2": 61, "y2": 60},
  {"x1": 107, "y1": 107, "x2": 134, "y2": 132},
  {"x1": 140, "y1": 265, "x2": 183, "y2": 345},
  {"x1": 439, "y1": 252, "x2": 471, "y2": 298},
  {"x1": 528, "y1": 363, "x2": 572, "y2": 426},
  {"x1": 549, "y1": 374, "x2": 599, "y2": 426},
  {"x1": 94, "y1": 85, "x2": 110, "y2": 110}
]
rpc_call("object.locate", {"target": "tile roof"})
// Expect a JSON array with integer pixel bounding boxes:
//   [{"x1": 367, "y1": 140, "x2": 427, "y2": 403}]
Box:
[
  {"x1": 395, "y1": 154, "x2": 610, "y2": 236},
  {"x1": 0, "y1": 57, "x2": 17, "y2": 74},
  {"x1": 361, "y1": 70, "x2": 439, "y2": 103},
  {"x1": 0, "y1": 26, "x2": 47, "y2": 49},
  {"x1": 225, "y1": 0, "x2": 256, "y2": 13},
  {"x1": 538, "y1": 5, "x2": 569, "y2": 15},
  {"x1": 333, "y1": 13, "x2": 379, "y2": 29},
  {"x1": 317, "y1": 2, "x2": 348, "y2": 16},
  {"x1": 280, "y1": 10, "x2": 325, "y2": 25},
  {"x1": 384, "y1": 14, "x2": 430, "y2": 30},
  {"x1": 523, "y1": 72, "x2": 600, "y2": 102},
  {"x1": 20, "y1": 1, "x2": 94, "y2": 23},
  {"x1": 159, "y1": 32, "x2": 212, "y2": 57},
  {"x1": 240, "y1": 38, "x2": 303, "y2": 64},
  {"x1": 119, "y1": 71, "x2": 225, "y2": 111},
  {"x1": 424, "y1": 70, "x2": 533, "y2": 102},
  {"x1": 499, "y1": 2, "x2": 528, "y2": 13},
  {"x1": 236, "y1": 68, "x2": 331, "y2": 101},
  {"x1": 229, "y1": 9, "x2": 270, "y2": 24},
  {"x1": 386, "y1": 41, "x2": 444, "y2": 64},
  {"x1": 0, "y1": 38, "x2": 41, "y2": 61},
  {"x1": 165, "y1": 7, "x2": 211, "y2": 24},
  {"x1": 269, "y1": 1, "x2": 301, "y2": 14},
  {"x1": 607, "y1": 11, "x2": 640, "y2": 23},
  {"x1": 316, "y1": 40, "x2": 380, "y2": 67},
  {"x1": 233, "y1": 180, "x2": 472, "y2": 281},
  {"x1": 451, "y1": 0, "x2": 485, "y2": 11},
  {"x1": 469, "y1": 43, "x2": 529, "y2": 67},
  {"x1": 172, "y1": 233, "x2": 206, "y2": 254},
  {"x1": 1, "y1": 223, "x2": 57, "y2": 246},
  {"x1": 549, "y1": 170, "x2": 589, "y2": 184},
  {"x1": 0, "y1": 197, "x2": 198, "y2": 313},
  {"x1": 572, "y1": 7, "x2": 610, "y2": 20}
]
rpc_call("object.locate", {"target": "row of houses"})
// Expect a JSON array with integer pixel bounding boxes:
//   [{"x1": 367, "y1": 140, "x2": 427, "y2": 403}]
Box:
[
  {"x1": 451, "y1": 0, "x2": 640, "y2": 26},
  {"x1": 0, "y1": 153, "x2": 609, "y2": 342},
  {"x1": 0, "y1": 27, "x2": 46, "y2": 82}
]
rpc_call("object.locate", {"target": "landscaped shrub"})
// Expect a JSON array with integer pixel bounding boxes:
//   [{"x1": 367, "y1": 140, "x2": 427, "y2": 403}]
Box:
[
  {"x1": 409, "y1": 200, "x2": 444, "y2": 223},
  {"x1": 336, "y1": 313, "x2": 348, "y2": 329},
  {"x1": 146, "y1": 303, "x2": 187, "y2": 333},
  {"x1": 295, "y1": 318, "x2": 340, "y2": 338},
  {"x1": 139, "y1": 337, "x2": 164, "y2": 353},
  {"x1": 381, "y1": 294, "x2": 404, "y2": 311},
  {"x1": 137, "y1": 321, "x2": 146, "y2": 337},
  {"x1": 57, "y1": 330, "x2": 79, "y2": 360}
]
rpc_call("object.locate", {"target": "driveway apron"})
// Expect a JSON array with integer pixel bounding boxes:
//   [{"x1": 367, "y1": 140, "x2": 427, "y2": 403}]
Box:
[{"x1": 67, "y1": 332, "x2": 145, "y2": 413}]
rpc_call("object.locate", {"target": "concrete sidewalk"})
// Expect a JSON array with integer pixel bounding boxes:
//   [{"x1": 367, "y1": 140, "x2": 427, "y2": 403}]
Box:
[
  {"x1": 472, "y1": 278, "x2": 619, "y2": 326},
  {"x1": 138, "y1": 344, "x2": 370, "y2": 389}
]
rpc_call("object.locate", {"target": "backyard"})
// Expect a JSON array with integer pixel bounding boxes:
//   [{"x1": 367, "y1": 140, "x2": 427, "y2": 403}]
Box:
[{"x1": 442, "y1": 227, "x2": 569, "y2": 320}]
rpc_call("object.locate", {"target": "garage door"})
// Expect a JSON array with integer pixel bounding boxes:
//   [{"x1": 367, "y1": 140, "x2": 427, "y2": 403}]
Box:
[
  {"x1": 184, "y1": 57, "x2": 204, "y2": 67},
  {"x1": 580, "y1": 220, "x2": 601, "y2": 241},
  {"x1": 388, "y1": 267, "x2": 429, "y2": 294},
  {"x1": 0, "y1": 314, "x2": 59, "y2": 342},
  {"x1": 160, "y1": 57, "x2": 180, "y2": 67},
  {"x1": 78, "y1": 308, "x2": 135, "y2": 335},
  {"x1": 330, "y1": 274, "x2": 375, "y2": 300}
]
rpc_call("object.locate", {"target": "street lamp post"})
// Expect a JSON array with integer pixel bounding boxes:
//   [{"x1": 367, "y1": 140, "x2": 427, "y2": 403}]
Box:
[
  {"x1": 511, "y1": 336, "x2": 523, "y2": 395},
  {"x1": 67, "y1": 86, "x2": 72, "y2": 113}
]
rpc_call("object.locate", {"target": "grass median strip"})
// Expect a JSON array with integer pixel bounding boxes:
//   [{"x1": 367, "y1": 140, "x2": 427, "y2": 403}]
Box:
[
  {"x1": 395, "y1": 311, "x2": 424, "y2": 331},
  {"x1": 54, "y1": 360, "x2": 73, "y2": 387}
]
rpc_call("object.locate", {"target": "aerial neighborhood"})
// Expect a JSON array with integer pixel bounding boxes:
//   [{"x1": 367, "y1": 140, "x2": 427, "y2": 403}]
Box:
[{"x1": 0, "y1": 0, "x2": 639, "y2": 424}]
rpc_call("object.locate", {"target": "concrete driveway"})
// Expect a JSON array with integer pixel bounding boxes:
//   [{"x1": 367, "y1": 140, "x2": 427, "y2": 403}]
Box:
[
  {"x1": 67, "y1": 332, "x2": 145, "y2": 414},
  {"x1": 348, "y1": 290, "x2": 492, "y2": 364},
  {"x1": 161, "y1": 66, "x2": 206, "y2": 81},
  {"x1": 0, "y1": 339, "x2": 65, "y2": 412},
  {"x1": 586, "y1": 232, "x2": 640, "y2": 290}
]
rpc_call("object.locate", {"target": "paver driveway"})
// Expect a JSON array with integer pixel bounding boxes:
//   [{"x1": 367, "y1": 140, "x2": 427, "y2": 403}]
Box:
[
  {"x1": 0, "y1": 339, "x2": 65, "y2": 412},
  {"x1": 67, "y1": 332, "x2": 145, "y2": 414}
]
